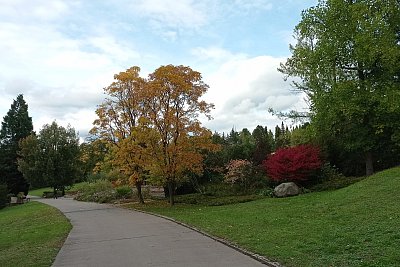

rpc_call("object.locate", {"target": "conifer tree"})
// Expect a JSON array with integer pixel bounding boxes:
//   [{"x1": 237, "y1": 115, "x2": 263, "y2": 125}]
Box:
[{"x1": 0, "y1": 94, "x2": 33, "y2": 194}]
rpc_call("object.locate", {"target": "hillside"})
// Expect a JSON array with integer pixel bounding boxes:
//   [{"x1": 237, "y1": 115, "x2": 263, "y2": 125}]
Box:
[{"x1": 140, "y1": 167, "x2": 400, "y2": 267}]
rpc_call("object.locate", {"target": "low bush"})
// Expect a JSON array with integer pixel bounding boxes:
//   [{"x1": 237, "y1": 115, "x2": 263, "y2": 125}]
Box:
[
  {"x1": 115, "y1": 185, "x2": 133, "y2": 199},
  {"x1": 224, "y1": 160, "x2": 267, "y2": 194},
  {"x1": 73, "y1": 180, "x2": 117, "y2": 203},
  {"x1": 257, "y1": 187, "x2": 274, "y2": 197},
  {"x1": 174, "y1": 193, "x2": 263, "y2": 206},
  {"x1": 42, "y1": 191, "x2": 63, "y2": 198},
  {"x1": 86, "y1": 172, "x2": 109, "y2": 183},
  {"x1": 201, "y1": 183, "x2": 241, "y2": 197},
  {"x1": 264, "y1": 144, "x2": 322, "y2": 184}
]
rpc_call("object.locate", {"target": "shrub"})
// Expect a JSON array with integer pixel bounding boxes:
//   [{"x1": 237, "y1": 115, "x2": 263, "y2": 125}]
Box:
[
  {"x1": 73, "y1": 180, "x2": 116, "y2": 203},
  {"x1": 202, "y1": 183, "x2": 241, "y2": 197},
  {"x1": 258, "y1": 187, "x2": 274, "y2": 197},
  {"x1": 224, "y1": 159, "x2": 266, "y2": 193},
  {"x1": 224, "y1": 160, "x2": 252, "y2": 184},
  {"x1": 0, "y1": 184, "x2": 8, "y2": 209},
  {"x1": 310, "y1": 164, "x2": 365, "y2": 191},
  {"x1": 42, "y1": 191, "x2": 63, "y2": 198},
  {"x1": 86, "y1": 172, "x2": 108, "y2": 183},
  {"x1": 115, "y1": 186, "x2": 133, "y2": 199},
  {"x1": 264, "y1": 144, "x2": 322, "y2": 184},
  {"x1": 174, "y1": 193, "x2": 263, "y2": 206}
]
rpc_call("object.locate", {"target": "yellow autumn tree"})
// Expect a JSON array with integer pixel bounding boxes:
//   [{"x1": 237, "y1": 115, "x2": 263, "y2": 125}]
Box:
[
  {"x1": 144, "y1": 65, "x2": 218, "y2": 205},
  {"x1": 91, "y1": 66, "x2": 148, "y2": 203}
]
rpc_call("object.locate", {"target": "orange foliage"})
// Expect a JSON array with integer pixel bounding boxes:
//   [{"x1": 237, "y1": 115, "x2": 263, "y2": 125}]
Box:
[{"x1": 92, "y1": 65, "x2": 218, "y2": 205}]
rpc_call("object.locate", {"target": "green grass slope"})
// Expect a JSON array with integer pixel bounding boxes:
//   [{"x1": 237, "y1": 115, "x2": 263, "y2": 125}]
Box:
[
  {"x1": 0, "y1": 202, "x2": 71, "y2": 267},
  {"x1": 28, "y1": 187, "x2": 53, "y2": 197},
  {"x1": 137, "y1": 167, "x2": 400, "y2": 267}
]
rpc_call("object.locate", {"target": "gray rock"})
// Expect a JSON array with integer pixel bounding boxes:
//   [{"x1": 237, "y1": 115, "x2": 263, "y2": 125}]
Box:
[{"x1": 274, "y1": 182, "x2": 300, "y2": 197}]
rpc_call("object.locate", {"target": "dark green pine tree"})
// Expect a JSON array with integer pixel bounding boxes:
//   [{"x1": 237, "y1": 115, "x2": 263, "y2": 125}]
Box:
[
  {"x1": 0, "y1": 94, "x2": 33, "y2": 194},
  {"x1": 252, "y1": 125, "x2": 273, "y2": 165}
]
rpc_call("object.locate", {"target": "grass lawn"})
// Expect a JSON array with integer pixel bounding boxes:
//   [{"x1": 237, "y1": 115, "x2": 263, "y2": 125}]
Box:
[
  {"x1": 29, "y1": 182, "x2": 86, "y2": 197},
  {"x1": 0, "y1": 202, "x2": 71, "y2": 267},
  {"x1": 28, "y1": 187, "x2": 53, "y2": 197},
  {"x1": 127, "y1": 167, "x2": 400, "y2": 267}
]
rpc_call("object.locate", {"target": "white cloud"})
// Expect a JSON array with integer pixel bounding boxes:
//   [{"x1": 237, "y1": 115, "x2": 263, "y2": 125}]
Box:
[
  {"x1": 0, "y1": 7, "x2": 142, "y2": 138},
  {"x1": 87, "y1": 36, "x2": 141, "y2": 63},
  {"x1": 0, "y1": 0, "x2": 71, "y2": 21},
  {"x1": 161, "y1": 31, "x2": 178, "y2": 42},
  {"x1": 0, "y1": 0, "x2": 314, "y2": 139},
  {"x1": 233, "y1": 0, "x2": 273, "y2": 11},
  {"x1": 31, "y1": 1, "x2": 69, "y2": 20},
  {"x1": 201, "y1": 54, "x2": 307, "y2": 133},
  {"x1": 191, "y1": 47, "x2": 239, "y2": 61},
  {"x1": 133, "y1": 0, "x2": 209, "y2": 30}
]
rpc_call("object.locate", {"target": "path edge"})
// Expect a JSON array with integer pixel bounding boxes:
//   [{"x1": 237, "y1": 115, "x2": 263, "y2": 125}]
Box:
[{"x1": 125, "y1": 206, "x2": 283, "y2": 267}]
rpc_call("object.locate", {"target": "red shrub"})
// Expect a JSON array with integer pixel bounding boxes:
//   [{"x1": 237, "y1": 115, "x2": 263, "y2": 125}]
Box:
[{"x1": 264, "y1": 144, "x2": 322, "y2": 183}]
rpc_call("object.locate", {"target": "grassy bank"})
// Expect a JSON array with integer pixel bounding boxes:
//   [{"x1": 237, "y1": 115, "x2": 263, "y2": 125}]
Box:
[
  {"x1": 28, "y1": 187, "x2": 53, "y2": 197},
  {"x1": 127, "y1": 167, "x2": 400, "y2": 267},
  {"x1": 0, "y1": 202, "x2": 71, "y2": 267}
]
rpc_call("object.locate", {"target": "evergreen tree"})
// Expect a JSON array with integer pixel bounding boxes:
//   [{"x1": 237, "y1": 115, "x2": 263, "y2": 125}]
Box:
[
  {"x1": 274, "y1": 122, "x2": 290, "y2": 149},
  {"x1": 252, "y1": 125, "x2": 273, "y2": 165},
  {"x1": 0, "y1": 94, "x2": 33, "y2": 194}
]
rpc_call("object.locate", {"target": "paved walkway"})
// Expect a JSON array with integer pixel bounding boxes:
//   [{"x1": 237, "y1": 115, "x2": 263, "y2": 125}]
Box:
[{"x1": 37, "y1": 198, "x2": 267, "y2": 267}]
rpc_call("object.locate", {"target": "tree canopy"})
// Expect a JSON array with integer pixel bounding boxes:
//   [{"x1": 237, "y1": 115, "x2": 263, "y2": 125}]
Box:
[
  {"x1": 92, "y1": 65, "x2": 218, "y2": 205},
  {"x1": 91, "y1": 66, "x2": 148, "y2": 203},
  {"x1": 279, "y1": 0, "x2": 400, "y2": 175},
  {"x1": 18, "y1": 121, "x2": 80, "y2": 192},
  {"x1": 0, "y1": 94, "x2": 33, "y2": 194}
]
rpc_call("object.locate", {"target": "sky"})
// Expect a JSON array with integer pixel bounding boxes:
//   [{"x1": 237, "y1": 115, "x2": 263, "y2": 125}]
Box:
[{"x1": 0, "y1": 0, "x2": 317, "y2": 140}]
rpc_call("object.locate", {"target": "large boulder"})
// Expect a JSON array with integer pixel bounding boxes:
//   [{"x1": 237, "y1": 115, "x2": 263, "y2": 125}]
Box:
[{"x1": 274, "y1": 182, "x2": 300, "y2": 197}]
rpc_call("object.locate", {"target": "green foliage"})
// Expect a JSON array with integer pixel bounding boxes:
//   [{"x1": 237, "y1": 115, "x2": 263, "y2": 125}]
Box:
[
  {"x1": 251, "y1": 125, "x2": 274, "y2": 165},
  {"x1": 280, "y1": 0, "x2": 400, "y2": 175},
  {"x1": 0, "y1": 183, "x2": 8, "y2": 209},
  {"x1": 0, "y1": 94, "x2": 33, "y2": 195},
  {"x1": 18, "y1": 121, "x2": 80, "y2": 190},
  {"x1": 174, "y1": 193, "x2": 263, "y2": 206},
  {"x1": 0, "y1": 202, "x2": 71, "y2": 267},
  {"x1": 290, "y1": 123, "x2": 316, "y2": 146},
  {"x1": 257, "y1": 187, "x2": 274, "y2": 197},
  {"x1": 73, "y1": 180, "x2": 116, "y2": 203},
  {"x1": 274, "y1": 122, "x2": 290, "y2": 149},
  {"x1": 201, "y1": 183, "x2": 242, "y2": 197},
  {"x1": 115, "y1": 185, "x2": 133, "y2": 199},
  {"x1": 28, "y1": 186, "x2": 53, "y2": 197},
  {"x1": 78, "y1": 140, "x2": 108, "y2": 182},
  {"x1": 86, "y1": 169, "x2": 128, "y2": 184},
  {"x1": 86, "y1": 172, "x2": 109, "y2": 183},
  {"x1": 310, "y1": 164, "x2": 366, "y2": 191}
]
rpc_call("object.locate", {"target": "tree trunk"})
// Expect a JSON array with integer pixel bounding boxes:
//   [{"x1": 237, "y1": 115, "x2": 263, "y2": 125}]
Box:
[
  {"x1": 365, "y1": 151, "x2": 374, "y2": 176},
  {"x1": 168, "y1": 181, "x2": 174, "y2": 206},
  {"x1": 136, "y1": 183, "x2": 145, "y2": 204}
]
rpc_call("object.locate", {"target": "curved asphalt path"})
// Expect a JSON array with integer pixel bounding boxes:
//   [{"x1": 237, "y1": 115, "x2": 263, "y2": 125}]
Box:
[{"x1": 37, "y1": 198, "x2": 269, "y2": 267}]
